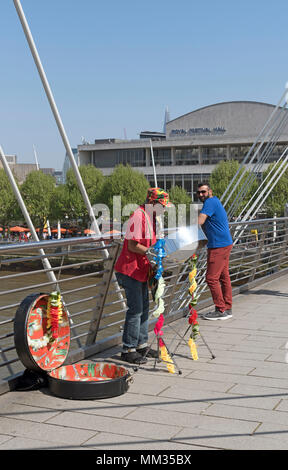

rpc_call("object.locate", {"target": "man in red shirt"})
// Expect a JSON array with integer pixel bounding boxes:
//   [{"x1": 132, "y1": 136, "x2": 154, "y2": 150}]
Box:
[{"x1": 115, "y1": 188, "x2": 171, "y2": 364}]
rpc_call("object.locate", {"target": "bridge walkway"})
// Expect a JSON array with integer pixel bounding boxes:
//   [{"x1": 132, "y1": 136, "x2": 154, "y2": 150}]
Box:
[{"x1": 1, "y1": 275, "x2": 288, "y2": 450}]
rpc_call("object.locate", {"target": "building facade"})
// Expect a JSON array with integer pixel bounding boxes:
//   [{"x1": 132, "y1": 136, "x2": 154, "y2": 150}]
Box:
[
  {"x1": 0, "y1": 155, "x2": 39, "y2": 184},
  {"x1": 77, "y1": 101, "x2": 288, "y2": 200}
]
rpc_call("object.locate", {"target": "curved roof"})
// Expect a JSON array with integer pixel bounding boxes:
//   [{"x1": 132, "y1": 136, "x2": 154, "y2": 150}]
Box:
[
  {"x1": 168, "y1": 101, "x2": 276, "y2": 123},
  {"x1": 166, "y1": 101, "x2": 288, "y2": 141}
]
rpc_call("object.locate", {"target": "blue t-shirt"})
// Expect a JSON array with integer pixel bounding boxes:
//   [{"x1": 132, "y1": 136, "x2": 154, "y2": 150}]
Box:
[{"x1": 200, "y1": 196, "x2": 233, "y2": 249}]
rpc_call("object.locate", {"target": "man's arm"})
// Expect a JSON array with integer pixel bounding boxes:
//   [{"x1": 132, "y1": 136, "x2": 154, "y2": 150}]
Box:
[
  {"x1": 198, "y1": 213, "x2": 208, "y2": 226},
  {"x1": 127, "y1": 239, "x2": 148, "y2": 255}
]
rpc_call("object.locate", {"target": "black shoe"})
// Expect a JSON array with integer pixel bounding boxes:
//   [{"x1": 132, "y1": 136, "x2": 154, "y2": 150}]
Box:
[
  {"x1": 121, "y1": 351, "x2": 148, "y2": 364},
  {"x1": 137, "y1": 346, "x2": 159, "y2": 359}
]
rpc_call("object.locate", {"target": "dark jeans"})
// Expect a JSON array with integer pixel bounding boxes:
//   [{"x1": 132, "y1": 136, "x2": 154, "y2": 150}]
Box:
[{"x1": 116, "y1": 272, "x2": 149, "y2": 350}]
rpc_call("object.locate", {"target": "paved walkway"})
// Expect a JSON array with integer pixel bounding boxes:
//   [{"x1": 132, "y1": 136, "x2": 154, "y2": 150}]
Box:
[{"x1": 1, "y1": 275, "x2": 288, "y2": 451}]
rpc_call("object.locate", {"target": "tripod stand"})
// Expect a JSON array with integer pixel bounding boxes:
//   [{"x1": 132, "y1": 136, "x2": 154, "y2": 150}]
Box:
[{"x1": 167, "y1": 319, "x2": 216, "y2": 360}]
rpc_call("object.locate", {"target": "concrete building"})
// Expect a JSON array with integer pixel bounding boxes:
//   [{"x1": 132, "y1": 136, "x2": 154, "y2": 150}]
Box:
[
  {"x1": 77, "y1": 101, "x2": 288, "y2": 200},
  {"x1": 12, "y1": 163, "x2": 38, "y2": 183},
  {"x1": 0, "y1": 155, "x2": 64, "y2": 185},
  {"x1": 0, "y1": 155, "x2": 38, "y2": 184},
  {"x1": 0, "y1": 155, "x2": 17, "y2": 165}
]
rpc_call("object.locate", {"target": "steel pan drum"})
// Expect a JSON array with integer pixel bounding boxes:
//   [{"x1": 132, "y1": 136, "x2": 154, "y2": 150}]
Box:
[{"x1": 164, "y1": 225, "x2": 207, "y2": 263}]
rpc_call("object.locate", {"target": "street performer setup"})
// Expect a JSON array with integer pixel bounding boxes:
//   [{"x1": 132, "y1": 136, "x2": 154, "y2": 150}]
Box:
[
  {"x1": 114, "y1": 187, "x2": 172, "y2": 365},
  {"x1": 115, "y1": 187, "x2": 210, "y2": 372},
  {"x1": 12, "y1": 188, "x2": 211, "y2": 398}
]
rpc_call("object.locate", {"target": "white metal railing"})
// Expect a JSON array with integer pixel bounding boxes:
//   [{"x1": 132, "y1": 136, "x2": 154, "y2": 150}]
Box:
[{"x1": 1, "y1": 217, "x2": 288, "y2": 393}]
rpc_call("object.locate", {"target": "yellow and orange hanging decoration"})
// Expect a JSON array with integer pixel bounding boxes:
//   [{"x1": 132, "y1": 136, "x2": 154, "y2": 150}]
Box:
[
  {"x1": 46, "y1": 291, "x2": 63, "y2": 340},
  {"x1": 153, "y1": 313, "x2": 175, "y2": 374},
  {"x1": 151, "y1": 239, "x2": 176, "y2": 374},
  {"x1": 187, "y1": 254, "x2": 199, "y2": 360}
]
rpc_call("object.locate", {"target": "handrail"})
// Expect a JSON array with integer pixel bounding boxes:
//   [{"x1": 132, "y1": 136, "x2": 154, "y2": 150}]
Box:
[
  {"x1": 0, "y1": 234, "x2": 122, "y2": 253},
  {"x1": 1, "y1": 217, "x2": 288, "y2": 394}
]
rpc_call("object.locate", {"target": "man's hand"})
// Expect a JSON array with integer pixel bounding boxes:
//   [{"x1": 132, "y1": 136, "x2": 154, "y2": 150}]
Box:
[{"x1": 145, "y1": 247, "x2": 157, "y2": 266}]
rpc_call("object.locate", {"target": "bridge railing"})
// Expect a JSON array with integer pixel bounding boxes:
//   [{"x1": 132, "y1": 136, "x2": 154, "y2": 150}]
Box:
[{"x1": 1, "y1": 216, "x2": 288, "y2": 393}]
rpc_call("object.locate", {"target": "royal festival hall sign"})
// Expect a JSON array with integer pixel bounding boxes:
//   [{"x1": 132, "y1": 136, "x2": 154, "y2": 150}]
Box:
[{"x1": 170, "y1": 126, "x2": 226, "y2": 137}]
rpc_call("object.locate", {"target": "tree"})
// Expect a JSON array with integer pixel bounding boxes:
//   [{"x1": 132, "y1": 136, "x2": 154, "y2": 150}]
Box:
[
  {"x1": 49, "y1": 184, "x2": 71, "y2": 222},
  {"x1": 100, "y1": 165, "x2": 150, "y2": 221},
  {"x1": 64, "y1": 165, "x2": 105, "y2": 225},
  {"x1": 209, "y1": 160, "x2": 258, "y2": 217},
  {"x1": 20, "y1": 170, "x2": 56, "y2": 229},
  {"x1": 65, "y1": 165, "x2": 104, "y2": 205},
  {"x1": 168, "y1": 185, "x2": 192, "y2": 226},
  {"x1": 262, "y1": 162, "x2": 288, "y2": 217},
  {"x1": 0, "y1": 169, "x2": 18, "y2": 226},
  {"x1": 169, "y1": 185, "x2": 191, "y2": 207}
]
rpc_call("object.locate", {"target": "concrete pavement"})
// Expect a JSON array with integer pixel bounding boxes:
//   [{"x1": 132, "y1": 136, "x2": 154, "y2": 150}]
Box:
[{"x1": 1, "y1": 275, "x2": 288, "y2": 450}]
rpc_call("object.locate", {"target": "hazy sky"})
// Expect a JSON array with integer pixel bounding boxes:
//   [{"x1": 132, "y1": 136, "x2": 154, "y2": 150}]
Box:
[{"x1": 1, "y1": 0, "x2": 288, "y2": 170}]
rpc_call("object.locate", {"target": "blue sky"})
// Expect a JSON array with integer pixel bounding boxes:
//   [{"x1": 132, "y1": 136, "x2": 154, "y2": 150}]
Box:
[{"x1": 1, "y1": 0, "x2": 288, "y2": 170}]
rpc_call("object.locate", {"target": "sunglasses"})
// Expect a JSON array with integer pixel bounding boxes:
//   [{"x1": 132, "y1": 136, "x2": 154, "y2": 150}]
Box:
[{"x1": 197, "y1": 190, "x2": 208, "y2": 195}]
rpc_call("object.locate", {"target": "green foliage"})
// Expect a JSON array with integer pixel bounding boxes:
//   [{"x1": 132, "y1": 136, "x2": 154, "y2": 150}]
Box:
[
  {"x1": 0, "y1": 169, "x2": 18, "y2": 226},
  {"x1": 63, "y1": 165, "x2": 105, "y2": 224},
  {"x1": 167, "y1": 185, "x2": 192, "y2": 225},
  {"x1": 169, "y1": 185, "x2": 191, "y2": 206},
  {"x1": 0, "y1": 164, "x2": 150, "y2": 230},
  {"x1": 19, "y1": 170, "x2": 56, "y2": 228},
  {"x1": 49, "y1": 184, "x2": 70, "y2": 221},
  {"x1": 65, "y1": 165, "x2": 104, "y2": 205},
  {"x1": 209, "y1": 160, "x2": 258, "y2": 217},
  {"x1": 101, "y1": 165, "x2": 150, "y2": 219},
  {"x1": 209, "y1": 160, "x2": 240, "y2": 198},
  {"x1": 262, "y1": 162, "x2": 288, "y2": 217}
]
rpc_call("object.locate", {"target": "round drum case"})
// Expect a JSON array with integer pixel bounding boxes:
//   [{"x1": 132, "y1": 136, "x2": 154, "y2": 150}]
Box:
[{"x1": 14, "y1": 293, "x2": 131, "y2": 399}]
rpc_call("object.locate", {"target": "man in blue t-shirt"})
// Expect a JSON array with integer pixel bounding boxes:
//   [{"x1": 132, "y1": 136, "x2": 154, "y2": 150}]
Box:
[{"x1": 197, "y1": 182, "x2": 233, "y2": 320}]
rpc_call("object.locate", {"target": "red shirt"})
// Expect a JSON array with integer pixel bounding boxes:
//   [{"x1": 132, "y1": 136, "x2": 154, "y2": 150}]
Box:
[{"x1": 114, "y1": 205, "x2": 156, "y2": 282}]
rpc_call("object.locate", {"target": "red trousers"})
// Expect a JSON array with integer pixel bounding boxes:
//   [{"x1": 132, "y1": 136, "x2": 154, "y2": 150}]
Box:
[{"x1": 206, "y1": 244, "x2": 233, "y2": 312}]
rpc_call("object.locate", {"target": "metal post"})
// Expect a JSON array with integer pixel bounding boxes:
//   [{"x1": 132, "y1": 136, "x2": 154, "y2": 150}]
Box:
[
  {"x1": 150, "y1": 139, "x2": 158, "y2": 187},
  {"x1": 0, "y1": 145, "x2": 56, "y2": 286},
  {"x1": 236, "y1": 147, "x2": 288, "y2": 222},
  {"x1": 86, "y1": 243, "x2": 121, "y2": 345},
  {"x1": 221, "y1": 87, "x2": 288, "y2": 208},
  {"x1": 13, "y1": 0, "x2": 126, "y2": 312},
  {"x1": 163, "y1": 264, "x2": 183, "y2": 316},
  {"x1": 242, "y1": 154, "x2": 288, "y2": 222},
  {"x1": 226, "y1": 111, "x2": 288, "y2": 219},
  {"x1": 248, "y1": 222, "x2": 267, "y2": 283},
  {"x1": 231, "y1": 151, "x2": 288, "y2": 246},
  {"x1": 13, "y1": 0, "x2": 102, "y2": 242},
  {"x1": 281, "y1": 218, "x2": 288, "y2": 271},
  {"x1": 0, "y1": 144, "x2": 83, "y2": 347}
]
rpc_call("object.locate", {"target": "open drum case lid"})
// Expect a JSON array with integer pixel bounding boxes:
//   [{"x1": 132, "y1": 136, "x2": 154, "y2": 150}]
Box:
[{"x1": 14, "y1": 293, "x2": 131, "y2": 399}]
